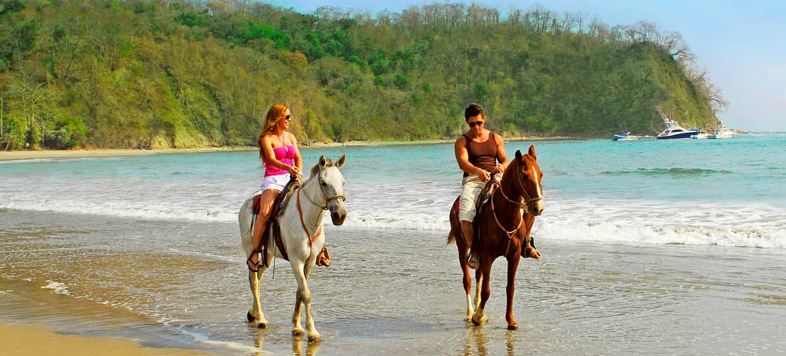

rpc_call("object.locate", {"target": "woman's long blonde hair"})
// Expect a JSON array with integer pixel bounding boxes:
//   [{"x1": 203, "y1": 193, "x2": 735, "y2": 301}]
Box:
[{"x1": 258, "y1": 103, "x2": 289, "y2": 159}]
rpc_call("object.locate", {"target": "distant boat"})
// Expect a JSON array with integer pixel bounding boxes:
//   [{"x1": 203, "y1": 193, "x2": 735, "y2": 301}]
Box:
[
  {"x1": 691, "y1": 132, "x2": 709, "y2": 139},
  {"x1": 708, "y1": 122, "x2": 734, "y2": 139},
  {"x1": 655, "y1": 106, "x2": 700, "y2": 140},
  {"x1": 612, "y1": 131, "x2": 640, "y2": 141}
]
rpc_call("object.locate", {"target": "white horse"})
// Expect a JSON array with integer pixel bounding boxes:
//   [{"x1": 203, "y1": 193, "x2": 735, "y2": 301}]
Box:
[{"x1": 239, "y1": 155, "x2": 347, "y2": 342}]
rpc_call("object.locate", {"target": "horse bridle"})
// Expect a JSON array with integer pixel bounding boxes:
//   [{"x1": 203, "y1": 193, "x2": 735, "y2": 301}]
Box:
[
  {"x1": 491, "y1": 158, "x2": 542, "y2": 239},
  {"x1": 301, "y1": 168, "x2": 346, "y2": 211},
  {"x1": 497, "y1": 158, "x2": 542, "y2": 207}
]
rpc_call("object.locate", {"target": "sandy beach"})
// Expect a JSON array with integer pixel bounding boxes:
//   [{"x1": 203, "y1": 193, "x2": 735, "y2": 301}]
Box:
[
  {"x1": 2, "y1": 208, "x2": 785, "y2": 355},
  {"x1": 0, "y1": 323, "x2": 204, "y2": 356}
]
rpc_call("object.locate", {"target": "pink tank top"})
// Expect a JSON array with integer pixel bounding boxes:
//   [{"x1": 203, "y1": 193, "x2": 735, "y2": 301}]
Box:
[{"x1": 264, "y1": 145, "x2": 296, "y2": 176}]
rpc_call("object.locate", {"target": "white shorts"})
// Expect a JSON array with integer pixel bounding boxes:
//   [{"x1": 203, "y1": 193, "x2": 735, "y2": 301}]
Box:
[
  {"x1": 459, "y1": 174, "x2": 486, "y2": 222},
  {"x1": 261, "y1": 174, "x2": 290, "y2": 192}
]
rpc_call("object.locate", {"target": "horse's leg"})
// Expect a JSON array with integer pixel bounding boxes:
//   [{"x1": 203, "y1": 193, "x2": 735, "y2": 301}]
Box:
[
  {"x1": 291, "y1": 261, "x2": 320, "y2": 341},
  {"x1": 505, "y1": 254, "x2": 521, "y2": 330},
  {"x1": 290, "y1": 261, "x2": 305, "y2": 336},
  {"x1": 302, "y1": 259, "x2": 320, "y2": 342},
  {"x1": 473, "y1": 267, "x2": 483, "y2": 313},
  {"x1": 290, "y1": 256, "x2": 315, "y2": 336},
  {"x1": 471, "y1": 256, "x2": 492, "y2": 326},
  {"x1": 455, "y1": 231, "x2": 474, "y2": 321},
  {"x1": 248, "y1": 264, "x2": 269, "y2": 328}
]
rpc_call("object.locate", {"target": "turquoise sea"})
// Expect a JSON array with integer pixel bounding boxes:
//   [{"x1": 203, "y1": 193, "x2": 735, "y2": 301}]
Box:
[
  {"x1": 2, "y1": 133, "x2": 785, "y2": 247},
  {"x1": 1, "y1": 133, "x2": 785, "y2": 354}
]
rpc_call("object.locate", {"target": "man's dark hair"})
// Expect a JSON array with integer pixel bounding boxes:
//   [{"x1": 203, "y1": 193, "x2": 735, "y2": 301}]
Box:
[{"x1": 464, "y1": 103, "x2": 484, "y2": 119}]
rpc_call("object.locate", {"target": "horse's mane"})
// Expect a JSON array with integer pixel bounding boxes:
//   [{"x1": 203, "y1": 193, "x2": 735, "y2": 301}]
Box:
[{"x1": 309, "y1": 163, "x2": 320, "y2": 181}]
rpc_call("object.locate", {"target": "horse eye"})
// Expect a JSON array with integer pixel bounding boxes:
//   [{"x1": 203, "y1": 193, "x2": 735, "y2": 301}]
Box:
[{"x1": 321, "y1": 181, "x2": 327, "y2": 186}]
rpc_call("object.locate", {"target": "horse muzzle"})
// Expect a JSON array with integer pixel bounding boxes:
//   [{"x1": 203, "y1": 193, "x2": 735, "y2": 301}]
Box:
[
  {"x1": 330, "y1": 208, "x2": 347, "y2": 226},
  {"x1": 528, "y1": 200, "x2": 544, "y2": 216}
]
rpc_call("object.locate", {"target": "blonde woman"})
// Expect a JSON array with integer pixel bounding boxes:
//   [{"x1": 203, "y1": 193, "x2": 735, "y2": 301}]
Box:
[{"x1": 247, "y1": 103, "x2": 303, "y2": 272}]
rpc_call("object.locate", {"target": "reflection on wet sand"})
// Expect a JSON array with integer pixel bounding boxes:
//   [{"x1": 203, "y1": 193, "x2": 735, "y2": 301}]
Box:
[
  {"x1": 463, "y1": 327, "x2": 520, "y2": 356},
  {"x1": 248, "y1": 327, "x2": 321, "y2": 356},
  {"x1": 463, "y1": 327, "x2": 487, "y2": 356},
  {"x1": 292, "y1": 337, "x2": 321, "y2": 356},
  {"x1": 504, "y1": 330, "x2": 517, "y2": 356}
]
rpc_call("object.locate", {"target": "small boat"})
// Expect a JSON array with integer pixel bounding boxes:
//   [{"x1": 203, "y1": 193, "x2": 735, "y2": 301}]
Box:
[
  {"x1": 655, "y1": 106, "x2": 700, "y2": 140},
  {"x1": 612, "y1": 131, "x2": 640, "y2": 141},
  {"x1": 691, "y1": 132, "x2": 709, "y2": 139},
  {"x1": 708, "y1": 122, "x2": 734, "y2": 139}
]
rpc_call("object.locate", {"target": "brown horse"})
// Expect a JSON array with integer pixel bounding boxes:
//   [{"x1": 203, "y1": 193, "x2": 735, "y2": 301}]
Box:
[{"x1": 448, "y1": 145, "x2": 543, "y2": 330}]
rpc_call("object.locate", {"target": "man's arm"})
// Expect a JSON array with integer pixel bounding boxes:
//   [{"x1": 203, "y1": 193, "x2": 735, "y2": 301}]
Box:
[{"x1": 495, "y1": 133, "x2": 509, "y2": 173}]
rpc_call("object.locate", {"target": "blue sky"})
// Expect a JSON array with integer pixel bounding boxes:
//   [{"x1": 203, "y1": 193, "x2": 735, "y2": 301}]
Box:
[{"x1": 268, "y1": 0, "x2": 786, "y2": 131}]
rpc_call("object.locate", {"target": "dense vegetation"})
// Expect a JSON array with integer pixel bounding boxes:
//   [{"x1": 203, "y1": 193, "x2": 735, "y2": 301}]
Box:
[{"x1": 0, "y1": 0, "x2": 724, "y2": 149}]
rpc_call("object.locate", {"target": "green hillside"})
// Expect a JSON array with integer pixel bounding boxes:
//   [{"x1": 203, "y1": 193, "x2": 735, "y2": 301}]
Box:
[{"x1": 0, "y1": 0, "x2": 722, "y2": 149}]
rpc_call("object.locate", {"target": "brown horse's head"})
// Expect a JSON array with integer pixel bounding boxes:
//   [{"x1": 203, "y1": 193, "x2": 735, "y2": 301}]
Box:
[{"x1": 510, "y1": 145, "x2": 544, "y2": 216}]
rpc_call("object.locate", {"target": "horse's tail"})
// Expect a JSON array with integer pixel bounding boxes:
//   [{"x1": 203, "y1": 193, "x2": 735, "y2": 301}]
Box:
[{"x1": 447, "y1": 196, "x2": 461, "y2": 245}]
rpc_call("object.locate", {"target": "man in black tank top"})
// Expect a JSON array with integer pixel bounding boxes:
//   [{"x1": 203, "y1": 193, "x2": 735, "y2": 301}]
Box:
[{"x1": 454, "y1": 103, "x2": 510, "y2": 269}]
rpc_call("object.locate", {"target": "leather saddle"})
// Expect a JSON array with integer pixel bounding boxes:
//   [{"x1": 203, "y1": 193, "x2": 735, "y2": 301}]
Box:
[{"x1": 452, "y1": 177, "x2": 500, "y2": 243}]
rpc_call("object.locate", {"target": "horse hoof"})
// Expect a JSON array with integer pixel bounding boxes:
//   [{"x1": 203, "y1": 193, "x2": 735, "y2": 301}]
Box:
[
  {"x1": 471, "y1": 315, "x2": 489, "y2": 326},
  {"x1": 246, "y1": 312, "x2": 255, "y2": 323},
  {"x1": 507, "y1": 323, "x2": 519, "y2": 330},
  {"x1": 307, "y1": 333, "x2": 321, "y2": 343},
  {"x1": 257, "y1": 322, "x2": 268, "y2": 329},
  {"x1": 292, "y1": 328, "x2": 304, "y2": 336}
]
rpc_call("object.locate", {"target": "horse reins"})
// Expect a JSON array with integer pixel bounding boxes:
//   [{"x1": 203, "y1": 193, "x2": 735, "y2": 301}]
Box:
[
  {"x1": 296, "y1": 170, "x2": 346, "y2": 260},
  {"x1": 491, "y1": 158, "x2": 542, "y2": 239}
]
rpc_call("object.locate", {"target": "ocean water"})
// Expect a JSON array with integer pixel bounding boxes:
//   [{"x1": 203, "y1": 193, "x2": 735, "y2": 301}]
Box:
[
  {"x1": 2, "y1": 133, "x2": 785, "y2": 248},
  {"x1": 1, "y1": 134, "x2": 786, "y2": 354}
]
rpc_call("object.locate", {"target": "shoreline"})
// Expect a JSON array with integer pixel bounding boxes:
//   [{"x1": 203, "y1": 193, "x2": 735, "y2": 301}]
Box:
[{"x1": 0, "y1": 135, "x2": 577, "y2": 161}]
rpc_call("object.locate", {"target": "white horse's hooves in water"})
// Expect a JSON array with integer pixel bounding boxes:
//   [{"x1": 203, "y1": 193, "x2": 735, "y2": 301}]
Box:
[
  {"x1": 471, "y1": 314, "x2": 489, "y2": 326},
  {"x1": 292, "y1": 328, "x2": 305, "y2": 336}
]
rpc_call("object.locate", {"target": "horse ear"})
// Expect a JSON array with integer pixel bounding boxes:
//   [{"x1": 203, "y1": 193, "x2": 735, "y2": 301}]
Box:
[
  {"x1": 515, "y1": 149, "x2": 523, "y2": 162},
  {"x1": 336, "y1": 154, "x2": 346, "y2": 169},
  {"x1": 319, "y1": 155, "x2": 327, "y2": 166},
  {"x1": 528, "y1": 145, "x2": 537, "y2": 160}
]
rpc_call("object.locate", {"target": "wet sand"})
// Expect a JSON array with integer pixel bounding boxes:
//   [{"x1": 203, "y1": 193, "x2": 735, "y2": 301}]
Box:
[
  {"x1": 0, "y1": 323, "x2": 204, "y2": 355},
  {"x1": 2, "y1": 208, "x2": 785, "y2": 355}
]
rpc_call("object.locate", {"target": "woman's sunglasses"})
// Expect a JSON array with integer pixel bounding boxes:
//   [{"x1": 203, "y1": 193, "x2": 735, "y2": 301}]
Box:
[{"x1": 468, "y1": 120, "x2": 483, "y2": 128}]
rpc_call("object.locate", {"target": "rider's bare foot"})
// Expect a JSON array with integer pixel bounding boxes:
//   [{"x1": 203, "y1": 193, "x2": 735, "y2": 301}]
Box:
[
  {"x1": 247, "y1": 251, "x2": 260, "y2": 272},
  {"x1": 524, "y1": 246, "x2": 541, "y2": 260}
]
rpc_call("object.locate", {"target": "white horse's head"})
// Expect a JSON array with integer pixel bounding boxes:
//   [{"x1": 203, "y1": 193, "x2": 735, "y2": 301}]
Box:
[{"x1": 309, "y1": 155, "x2": 347, "y2": 225}]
